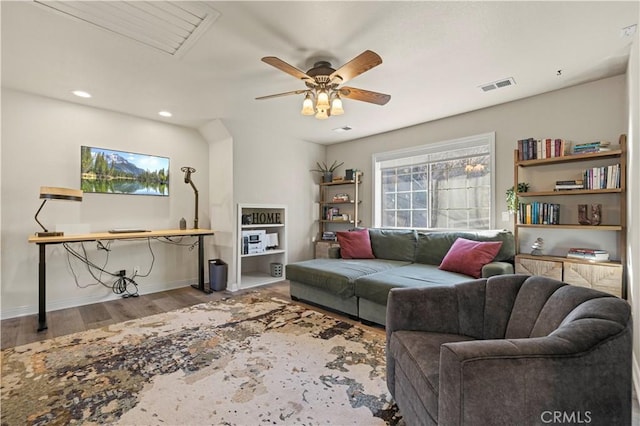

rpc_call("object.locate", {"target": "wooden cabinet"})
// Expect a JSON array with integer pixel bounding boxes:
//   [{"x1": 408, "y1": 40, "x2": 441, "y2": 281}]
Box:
[
  {"x1": 317, "y1": 173, "x2": 362, "y2": 238},
  {"x1": 513, "y1": 136, "x2": 627, "y2": 297},
  {"x1": 236, "y1": 204, "x2": 287, "y2": 289},
  {"x1": 515, "y1": 254, "x2": 623, "y2": 297}
]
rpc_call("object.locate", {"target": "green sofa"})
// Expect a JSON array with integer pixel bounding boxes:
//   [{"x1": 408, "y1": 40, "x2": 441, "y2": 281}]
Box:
[{"x1": 286, "y1": 229, "x2": 515, "y2": 326}]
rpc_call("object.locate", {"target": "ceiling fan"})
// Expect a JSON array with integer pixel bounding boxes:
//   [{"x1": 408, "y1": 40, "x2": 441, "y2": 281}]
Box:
[{"x1": 256, "y1": 50, "x2": 391, "y2": 119}]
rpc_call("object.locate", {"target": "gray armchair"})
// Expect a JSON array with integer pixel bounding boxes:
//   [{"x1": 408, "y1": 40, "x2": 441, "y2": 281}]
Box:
[{"x1": 386, "y1": 274, "x2": 632, "y2": 426}]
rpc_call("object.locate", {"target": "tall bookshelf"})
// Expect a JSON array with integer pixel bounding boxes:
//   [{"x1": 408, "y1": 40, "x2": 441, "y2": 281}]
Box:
[
  {"x1": 315, "y1": 172, "x2": 362, "y2": 258},
  {"x1": 513, "y1": 136, "x2": 626, "y2": 297}
]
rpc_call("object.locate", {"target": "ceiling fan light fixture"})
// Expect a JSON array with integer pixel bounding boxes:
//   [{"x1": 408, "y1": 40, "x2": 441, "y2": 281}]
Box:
[
  {"x1": 316, "y1": 90, "x2": 330, "y2": 110},
  {"x1": 315, "y1": 108, "x2": 329, "y2": 120},
  {"x1": 330, "y1": 94, "x2": 344, "y2": 116},
  {"x1": 301, "y1": 93, "x2": 315, "y2": 115}
]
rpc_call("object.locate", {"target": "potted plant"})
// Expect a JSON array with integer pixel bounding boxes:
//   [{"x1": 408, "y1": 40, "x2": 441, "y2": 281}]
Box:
[
  {"x1": 506, "y1": 182, "x2": 529, "y2": 214},
  {"x1": 311, "y1": 160, "x2": 344, "y2": 183}
]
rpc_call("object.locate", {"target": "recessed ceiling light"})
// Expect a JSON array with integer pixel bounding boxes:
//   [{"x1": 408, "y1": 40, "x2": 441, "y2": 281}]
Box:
[
  {"x1": 158, "y1": 111, "x2": 173, "y2": 118},
  {"x1": 72, "y1": 90, "x2": 92, "y2": 98}
]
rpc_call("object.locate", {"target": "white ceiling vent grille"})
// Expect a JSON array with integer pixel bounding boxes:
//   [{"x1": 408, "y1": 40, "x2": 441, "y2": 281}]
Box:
[
  {"x1": 33, "y1": 1, "x2": 220, "y2": 57},
  {"x1": 479, "y1": 77, "x2": 516, "y2": 92}
]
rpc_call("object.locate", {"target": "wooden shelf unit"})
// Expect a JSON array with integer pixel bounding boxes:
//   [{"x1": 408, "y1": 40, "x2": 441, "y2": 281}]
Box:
[{"x1": 513, "y1": 136, "x2": 627, "y2": 297}]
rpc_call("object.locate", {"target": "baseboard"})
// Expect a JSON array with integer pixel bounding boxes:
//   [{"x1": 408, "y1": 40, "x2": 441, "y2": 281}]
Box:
[{"x1": 1, "y1": 279, "x2": 200, "y2": 320}]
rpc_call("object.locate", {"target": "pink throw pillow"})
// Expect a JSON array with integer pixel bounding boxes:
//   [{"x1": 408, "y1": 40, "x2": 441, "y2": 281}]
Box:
[
  {"x1": 336, "y1": 229, "x2": 375, "y2": 259},
  {"x1": 439, "y1": 237, "x2": 503, "y2": 278}
]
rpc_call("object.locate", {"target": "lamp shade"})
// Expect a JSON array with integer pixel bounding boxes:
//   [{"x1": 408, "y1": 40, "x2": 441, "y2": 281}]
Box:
[
  {"x1": 316, "y1": 90, "x2": 330, "y2": 110},
  {"x1": 330, "y1": 96, "x2": 344, "y2": 115},
  {"x1": 301, "y1": 94, "x2": 315, "y2": 116},
  {"x1": 40, "y1": 186, "x2": 83, "y2": 201}
]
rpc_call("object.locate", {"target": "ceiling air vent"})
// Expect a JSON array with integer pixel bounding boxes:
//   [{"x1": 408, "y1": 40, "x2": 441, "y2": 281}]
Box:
[
  {"x1": 479, "y1": 77, "x2": 516, "y2": 92},
  {"x1": 333, "y1": 126, "x2": 353, "y2": 133},
  {"x1": 33, "y1": 1, "x2": 220, "y2": 57}
]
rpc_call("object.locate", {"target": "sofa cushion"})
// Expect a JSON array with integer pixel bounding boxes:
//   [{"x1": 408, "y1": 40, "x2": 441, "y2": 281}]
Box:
[
  {"x1": 415, "y1": 230, "x2": 515, "y2": 265},
  {"x1": 286, "y1": 258, "x2": 409, "y2": 298},
  {"x1": 439, "y1": 238, "x2": 503, "y2": 278},
  {"x1": 336, "y1": 228, "x2": 375, "y2": 259},
  {"x1": 355, "y1": 264, "x2": 472, "y2": 306},
  {"x1": 368, "y1": 228, "x2": 417, "y2": 261}
]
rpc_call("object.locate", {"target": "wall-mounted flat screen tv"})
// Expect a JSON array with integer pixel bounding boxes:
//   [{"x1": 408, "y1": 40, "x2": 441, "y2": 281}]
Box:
[{"x1": 81, "y1": 146, "x2": 169, "y2": 196}]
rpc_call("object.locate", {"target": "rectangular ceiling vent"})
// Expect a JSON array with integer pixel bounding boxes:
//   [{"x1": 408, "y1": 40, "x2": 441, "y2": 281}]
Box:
[
  {"x1": 33, "y1": 1, "x2": 220, "y2": 57},
  {"x1": 479, "y1": 77, "x2": 516, "y2": 92}
]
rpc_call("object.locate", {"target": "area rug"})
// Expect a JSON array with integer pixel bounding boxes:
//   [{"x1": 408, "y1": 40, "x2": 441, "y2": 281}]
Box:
[{"x1": 1, "y1": 291, "x2": 402, "y2": 425}]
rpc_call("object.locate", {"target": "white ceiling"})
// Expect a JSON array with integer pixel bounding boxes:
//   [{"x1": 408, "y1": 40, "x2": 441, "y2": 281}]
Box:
[{"x1": 2, "y1": 1, "x2": 638, "y2": 145}]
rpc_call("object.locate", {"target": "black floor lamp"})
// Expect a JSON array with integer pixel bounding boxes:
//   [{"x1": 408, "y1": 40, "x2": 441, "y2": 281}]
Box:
[{"x1": 181, "y1": 166, "x2": 198, "y2": 229}]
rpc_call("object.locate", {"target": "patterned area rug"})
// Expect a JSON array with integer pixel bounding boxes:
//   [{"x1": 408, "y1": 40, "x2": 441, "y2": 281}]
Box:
[{"x1": 1, "y1": 291, "x2": 402, "y2": 425}]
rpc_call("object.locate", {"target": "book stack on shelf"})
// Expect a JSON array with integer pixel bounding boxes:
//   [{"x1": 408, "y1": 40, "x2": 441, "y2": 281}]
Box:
[
  {"x1": 517, "y1": 138, "x2": 570, "y2": 160},
  {"x1": 583, "y1": 164, "x2": 621, "y2": 189},
  {"x1": 321, "y1": 231, "x2": 336, "y2": 241},
  {"x1": 554, "y1": 179, "x2": 584, "y2": 191},
  {"x1": 567, "y1": 248, "x2": 610, "y2": 262},
  {"x1": 572, "y1": 140, "x2": 611, "y2": 154},
  {"x1": 517, "y1": 202, "x2": 560, "y2": 225}
]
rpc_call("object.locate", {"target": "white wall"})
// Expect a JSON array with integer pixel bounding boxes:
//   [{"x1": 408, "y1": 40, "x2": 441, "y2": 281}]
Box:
[
  {"x1": 626, "y1": 29, "x2": 640, "y2": 403},
  {"x1": 223, "y1": 117, "x2": 325, "y2": 266},
  {"x1": 327, "y1": 76, "x2": 627, "y2": 257},
  {"x1": 1, "y1": 88, "x2": 211, "y2": 318}
]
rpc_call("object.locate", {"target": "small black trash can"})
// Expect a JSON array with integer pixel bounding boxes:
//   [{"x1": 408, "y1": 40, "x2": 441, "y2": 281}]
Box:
[{"x1": 208, "y1": 259, "x2": 227, "y2": 292}]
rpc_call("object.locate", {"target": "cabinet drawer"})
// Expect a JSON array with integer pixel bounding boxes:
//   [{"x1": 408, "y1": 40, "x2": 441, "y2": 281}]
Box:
[
  {"x1": 563, "y1": 261, "x2": 622, "y2": 297},
  {"x1": 515, "y1": 256, "x2": 563, "y2": 280}
]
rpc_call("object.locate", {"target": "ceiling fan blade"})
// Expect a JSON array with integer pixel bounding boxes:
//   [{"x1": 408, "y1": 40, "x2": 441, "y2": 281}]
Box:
[
  {"x1": 339, "y1": 87, "x2": 391, "y2": 105},
  {"x1": 255, "y1": 89, "x2": 308, "y2": 100},
  {"x1": 329, "y1": 50, "x2": 383, "y2": 84},
  {"x1": 261, "y1": 57, "x2": 316, "y2": 84}
]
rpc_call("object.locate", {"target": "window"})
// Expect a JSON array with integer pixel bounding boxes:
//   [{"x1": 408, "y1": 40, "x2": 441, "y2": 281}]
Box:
[{"x1": 373, "y1": 132, "x2": 495, "y2": 230}]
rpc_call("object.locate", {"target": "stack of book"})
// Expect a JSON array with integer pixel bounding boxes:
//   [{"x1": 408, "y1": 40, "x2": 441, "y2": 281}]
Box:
[
  {"x1": 517, "y1": 138, "x2": 570, "y2": 160},
  {"x1": 554, "y1": 179, "x2": 584, "y2": 191},
  {"x1": 572, "y1": 141, "x2": 611, "y2": 154},
  {"x1": 566, "y1": 248, "x2": 610, "y2": 262},
  {"x1": 583, "y1": 164, "x2": 621, "y2": 189},
  {"x1": 321, "y1": 231, "x2": 336, "y2": 241},
  {"x1": 517, "y1": 202, "x2": 560, "y2": 225}
]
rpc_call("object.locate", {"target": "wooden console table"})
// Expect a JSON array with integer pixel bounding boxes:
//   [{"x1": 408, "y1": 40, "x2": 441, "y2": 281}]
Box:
[{"x1": 28, "y1": 228, "x2": 215, "y2": 332}]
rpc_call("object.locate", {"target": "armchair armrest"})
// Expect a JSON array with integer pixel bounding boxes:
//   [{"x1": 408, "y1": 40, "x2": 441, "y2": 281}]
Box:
[
  {"x1": 386, "y1": 279, "x2": 487, "y2": 337},
  {"x1": 438, "y1": 326, "x2": 632, "y2": 425},
  {"x1": 481, "y1": 261, "x2": 513, "y2": 278}
]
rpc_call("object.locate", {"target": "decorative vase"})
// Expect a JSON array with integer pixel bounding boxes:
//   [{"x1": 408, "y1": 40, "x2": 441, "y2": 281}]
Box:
[
  {"x1": 323, "y1": 172, "x2": 333, "y2": 183},
  {"x1": 578, "y1": 204, "x2": 590, "y2": 225},
  {"x1": 578, "y1": 204, "x2": 602, "y2": 225},
  {"x1": 590, "y1": 204, "x2": 602, "y2": 225}
]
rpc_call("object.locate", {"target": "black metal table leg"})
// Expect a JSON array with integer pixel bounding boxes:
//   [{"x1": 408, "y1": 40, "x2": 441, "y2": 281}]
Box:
[
  {"x1": 191, "y1": 235, "x2": 212, "y2": 293},
  {"x1": 37, "y1": 244, "x2": 47, "y2": 331}
]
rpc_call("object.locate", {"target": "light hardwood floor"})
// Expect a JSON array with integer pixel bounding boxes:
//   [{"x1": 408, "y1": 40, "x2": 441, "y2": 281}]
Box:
[{"x1": 1, "y1": 281, "x2": 638, "y2": 422}]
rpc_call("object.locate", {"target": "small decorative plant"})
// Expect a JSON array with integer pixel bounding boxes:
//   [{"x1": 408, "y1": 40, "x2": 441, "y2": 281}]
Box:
[
  {"x1": 310, "y1": 160, "x2": 344, "y2": 183},
  {"x1": 506, "y1": 182, "x2": 529, "y2": 214}
]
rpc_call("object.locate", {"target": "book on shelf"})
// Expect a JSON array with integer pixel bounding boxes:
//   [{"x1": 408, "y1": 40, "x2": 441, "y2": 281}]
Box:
[
  {"x1": 583, "y1": 164, "x2": 620, "y2": 190},
  {"x1": 554, "y1": 179, "x2": 584, "y2": 191},
  {"x1": 517, "y1": 202, "x2": 560, "y2": 225},
  {"x1": 567, "y1": 248, "x2": 610, "y2": 262},
  {"x1": 572, "y1": 140, "x2": 612, "y2": 154},
  {"x1": 554, "y1": 184, "x2": 585, "y2": 190},
  {"x1": 517, "y1": 138, "x2": 570, "y2": 161},
  {"x1": 321, "y1": 231, "x2": 336, "y2": 241}
]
